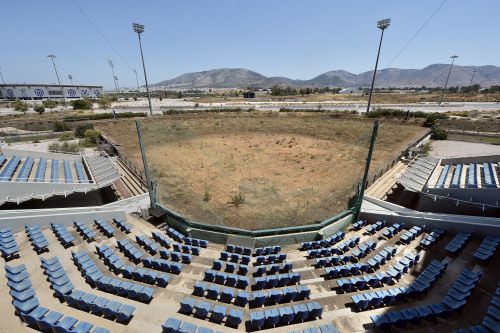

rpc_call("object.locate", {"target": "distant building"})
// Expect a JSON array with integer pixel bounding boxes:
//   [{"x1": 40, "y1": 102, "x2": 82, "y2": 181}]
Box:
[
  {"x1": 0, "y1": 84, "x2": 103, "y2": 100},
  {"x1": 339, "y1": 88, "x2": 363, "y2": 95},
  {"x1": 244, "y1": 92, "x2": 255, "y2": 98}
]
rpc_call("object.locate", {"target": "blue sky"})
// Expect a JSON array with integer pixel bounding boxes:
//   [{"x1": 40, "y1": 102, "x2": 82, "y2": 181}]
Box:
[{"x1": 1, "y1": 0, "x2": 499, "y2": 89}]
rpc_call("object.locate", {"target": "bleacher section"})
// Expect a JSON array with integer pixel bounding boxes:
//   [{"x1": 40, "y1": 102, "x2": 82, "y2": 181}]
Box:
[
  {"x1": 429, "y1": 161, "x2": 500, "y2": 189},
  {"x1": 0, "y1": 215, "x2": 499, "y2": 332}
]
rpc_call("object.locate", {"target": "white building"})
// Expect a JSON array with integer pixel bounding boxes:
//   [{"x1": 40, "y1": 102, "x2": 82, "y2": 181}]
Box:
[{"x1": 0, "y1": 84, "x2": 103, "y2": 100}]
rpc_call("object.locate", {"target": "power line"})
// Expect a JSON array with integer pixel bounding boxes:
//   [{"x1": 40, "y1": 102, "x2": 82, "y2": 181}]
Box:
[
  {"x1": 71, "y1": 0, "x2": 144, "y2": 85},
  {"x1": 383, "y1": 0, "x2": 448, "y2": 70}
]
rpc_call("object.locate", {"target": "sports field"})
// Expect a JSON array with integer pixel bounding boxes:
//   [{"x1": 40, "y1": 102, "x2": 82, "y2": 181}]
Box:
[{"x1": 97, "y1": 113, "x2": 427, "y2": 230}]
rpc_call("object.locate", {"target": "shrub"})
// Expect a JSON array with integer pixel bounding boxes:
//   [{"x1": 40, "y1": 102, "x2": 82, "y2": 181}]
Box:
[
  {"x1": 229, "y1": 192, "x2": 245, "y2": 207},
  {"x1": 84, "y1": 129, "x2": 101, "y2": 144},
  {"x1": 34, "y1": 105, "x2": 45, "y2": 114},
  {"x1": 424, "y1": 113, "x2": 440, "y2": 127},
  {"x1": 431, "y1": 127, "x2": 448, "y2": 140},
  {"x1": 64, "y1": 112, "x2": 146, "y2": 121},
  {"x1": 59, "y1": 132, "x2": 74, "y2": 141},
  {"x1": 48, "y1": 141, "x2": 82, "y2": 153},
  {"x1": 42, "y1": 100, "x2": 57, "y2": 110},
  {"x1": 71, "y1": 99, "x2": 91, "y2": 110},
  {"x1": 97, "y1": 95, "x2": 112, "y2": 109},
  {"x1": 13, "y1": 100, "x2": 29, "y2": 114},
  {"x1": 53, "y1": 120, "x2": 69, "y2": 132},
  {"x1": 75, "y1": 123, "x2": 94, "y2": 138},
  {"x1": 203, "y1": 190, "x2": 212, "y2": 202}
]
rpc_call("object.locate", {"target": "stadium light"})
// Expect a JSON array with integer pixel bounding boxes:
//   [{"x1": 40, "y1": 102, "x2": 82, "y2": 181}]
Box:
[
  {"x1": 133, "y1": 22, "x2": 153, "y2": 116},
  {"x1": 439, "y1": 55, "x2": 458, "y2": 105},
  {"x1": 468, "y1": 70, "x2": 477, "y2": 91},
  {"x1": 0, "y1": 66, "x2": 5, "y2": 84},
  {"x1": 68, "y1": 74, "x2": 73, "y2": 85},
  {"x1": 134, "y1": 69, "x2": 140, "y2": 92},
  {"x1": 114, "y1": 75, "x2": 120, "y2": 92},
  {"x1": 366, "y1": 18, "x2": 390, "y2": 114},
  {"x1": 47, "y1": 55, "x2": 67, "y2": 108},
  {"x1": 108, "y1": 60, "x2": 119, "y2": 93}
]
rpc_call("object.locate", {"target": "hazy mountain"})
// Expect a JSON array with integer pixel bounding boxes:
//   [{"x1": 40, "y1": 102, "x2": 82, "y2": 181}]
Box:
[{"x1": 150, "y1": 65, "x2": 500, "y2": 89}]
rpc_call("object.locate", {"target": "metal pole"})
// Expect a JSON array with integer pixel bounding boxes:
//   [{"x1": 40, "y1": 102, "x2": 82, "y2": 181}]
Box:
[
  {"x1": 354, "y1": 120, "x2": 379, "y2": 220},
  {"x1": 134, "y1": 69, "x2": 140, "y2": 92},
  {"x1": 110, "y1": 65, "x2": 118, "y2": 93},
  {"x1": 136, "y1": 120, "x2": 155, "y2": 207},
  {"x1": 468, "y1": 70, "x2": 476, "y2": 91},
  {"x1": 439, "y1": 56, "x2": 458, "y2": 105},
  {"x1": 366, "y1": 29, "x2": 385, "y2": 113},
  {"x1": 0, "y1": 66, "x2": 5, "y2": 84},
  {"x1": 137, "y1": 33, "x2": 153, "y2": 116},
  {"x1": 48, "y1": 56, "x2": 67, "y2": 108}
]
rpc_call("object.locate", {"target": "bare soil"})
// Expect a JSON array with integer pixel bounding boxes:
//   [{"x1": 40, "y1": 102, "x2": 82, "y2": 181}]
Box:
[{"x1": 96, "y1": 113, "x2": 427, "y2": 229}]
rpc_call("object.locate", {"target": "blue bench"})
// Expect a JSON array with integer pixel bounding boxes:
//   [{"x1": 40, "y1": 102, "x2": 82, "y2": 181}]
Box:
[
  {"x1": 0, "y1": 155, "x2": 20, "y2": 181},
  {"x1": 34, "y1": 158, "x2": 47, "y2": 182},
  {"x1": 74, "y1": 161, "x2": 87, "y2": 183},
  {"x1": 16, "y1": 157, "x2": 34, "y2": 182}
]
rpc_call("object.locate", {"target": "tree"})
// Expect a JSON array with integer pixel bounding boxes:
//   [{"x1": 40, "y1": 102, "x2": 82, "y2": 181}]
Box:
[
  {"x1": 97, "y1": 95, "x2": 112, "y2": 109},
  {"x1": 42, "y1": 100, "x2": 57, "y2": 110},
  {"x1": 177, "y1": 91, "x2": 182, "y2": 98},
  {"x1": 270, "y1": 85, "x2": 282, "y2": 96},
  {"x1": 75, "y1": 123, "x2": 94, "y2": 138},
  {"x1": 431, "y1": 127, "x2": 447, "y2": 140},
  {"x1": 13, "y1": 100, "x2": 29, "y2": 114},
  {"x1": 424, "y1": 113, "x2": 440, "y2": 127},
  {"x1": 34, "y1": 105, "x2": 45, "y2": 114}
]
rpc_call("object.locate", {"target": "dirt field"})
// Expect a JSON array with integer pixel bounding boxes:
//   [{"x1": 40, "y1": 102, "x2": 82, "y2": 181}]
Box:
[{"x1": 96, "y1": 113, "x2": 427, "y2": 230}]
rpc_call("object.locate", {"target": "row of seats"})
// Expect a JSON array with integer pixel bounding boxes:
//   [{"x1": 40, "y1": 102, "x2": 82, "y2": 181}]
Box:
[
  {"x1": 51, "y1": 223, "x2": 76, "y2": 247},
  {"x1": 251, "y1": 285, "x2": 311, "y2": 306},
  {"x1": 164, "y1": 226, "x2": 185, "y2": 242},
  {"x1": 40, "y1": 256, "x2": 75, "y2": 297},
  {"x1": 288, "y1": 324, "x2": 340, "y2": 333},
  {"x1": 249, "y1": 302, "x2": 323, "y2": 329},
  {"x1": 365, "y1": 220, "x2": 386, "y2": 234},
  {"x1": 219, "y1": 251, "x2": 251, "y2": 264},
  {"x1": 445, "y1": 232, "x2": 472, "y2": 255},
  {"x1": 454, "y1": 282, "x2": 500, "y2": 333},
  {"x1": 5, "y1": 262, "x2": 109, "y2": 333},
  {"x1": 63, "y1": 160, "x2": 73, "y2": 183},
  {"x1": 171, "y1": 242, "x2": 202, "y2": 255},
  {"x1": 74, "y1": 161, "x2": 87, "y2": 183},
  {"x1": 382, "y1": 222, "x2": 405, "y2": 238},
  {"x1": 255, "y1": 253, "x2": 287, "y2": 264},
  {"x1": 0, "y1": 155, "x2": 20, "y2": 181},
  {"x1": 163, "y1": 317, "x2": 223, "y2": 333},
  {"x1": 158, "y1": 248, "x2": 193, "y2": 263},
  {"x1": 136, "y1": 235, "x2": 160, "y2": 254},
  {"x1": 300, "y1": 231, "x2": 346, "y2": 250},
  {"x1": 468, "y1": 163, "x2": 478, "y2": 188},
  {"x1": 420, "y1": 228, "x2": 446, "y2": 247},
  {"x1": 436, "y1": 164, "x2": 451, "y2": 188},
  {"x1": 51, "y1": 158, "x2": 59, "y2": 183},
  {"x1": 474, "y1": 236, "x2": 500, "y2": 262},
  {"x1": 351, "y1": 258, "x2": 442, "y2": 310},
  {"x1": 164, "y1": 227, "x2": 209, "y2": 248},
  {"x1": 204, "y1": 270, "x2": 250, "y2": 289},
  {"x1": 26, "y1": 225, "x2": 49, "y2": 252},
  {"x1": 226, "y1": 244, "x2": 253, "y2": 255},
  {"x1": 152, "y1": 230, "x2": 173, "y2": 248},
  {"x1": 71, "y1": 250, "x2": 156, "y2": 302},
  {"x1": 451, "y1": 163, "x2": 463, "y2": 188},
  {"x1": 400, "y1": 225, "x2": 426, "y2": 243},
  {"x1": 253, "y1": 262, "x2": 293, "y2": 275},
  {"x1": 74, "y1": 221, "x2": 97, "y2": 241},
  {"x1": 184, "y1": 236, "x2": 209, "y2": 247},
  {"x1": 212, "y1": 260, "x2": 249, "y2": 275},
  {"x1": 0, "y1": 227, "x2": 19, "y2": 258},
  {"x1": 370, "y1": 268, "x2": 481, "y2": 331},
  {"x1": 34, "y1": 158, "x2": 47, "y2": 182},
  {"x1": 116, "y1": 239, "x2": 143, "y2": 262},
  {"x1": 193, "y1": 282, "x2": 250, "y2": 306},
  {"x1": 352, "y1": 220, "x2": 367, "y2": 230},
  {"x1": 94, "y1": 220, "x2": 115, "y2": 237},
  {"x1": 253, "y1": 273, "x2": 301, "y2": 289},
  {"x1": 41, "y1": 256, "x2": 136, "y2": 322},
  {"x1": 16, "y1": 156, "x2": 34, "y2": 182},
  {"x1": 179, "y1": 298, "x2": 244, "y2": 326},
  {"x1": 111, "y1": 217, "x2": 131, "y2": 232},
  {"x1": 142, "y1": 256, "x2": 183, "y2": 274}
]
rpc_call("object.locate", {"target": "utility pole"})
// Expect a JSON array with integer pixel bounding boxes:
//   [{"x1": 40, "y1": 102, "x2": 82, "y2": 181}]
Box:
[
  {"x1": 439, "y1": 55, "x2": 458, "y2": 105},
  {"x1": 47, "y1": 55, "x2": 67, "y2": 108}
]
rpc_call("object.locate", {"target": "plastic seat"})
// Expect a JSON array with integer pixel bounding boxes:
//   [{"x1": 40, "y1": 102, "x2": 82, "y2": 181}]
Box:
[
  {"x1": 138, "y1": 287, "x2": 155, "y2": 302},
  {"x1": 253, "y1": 292, "x2": 266, "y2": 306},
  {"x1": 102, "y1": 300, "x2": 123, "y2": 318},
  {"x1": 211, "y1": 305, "x2": 227, "y2": 323},
  {"x1": 250, "y1": 311, "x2": 265, "y2": 329},
  {"x1": 279, "y1": 306, "x2": 294, "y2": 324},
  {"x1": 20, "y1": 306, "x2": 49, "y2": 325},
  {"x1": 36, "y1": 311, "x2": 63, "y2": 331},
  {"x1": 195, "y1": 301, "x2": 212, "y2": 318},
  {"x1": 221, "y1": 288, "x2": 235, "y2": 303},
  {"x1": 265, "y1": 308, "x2": 279, "y2": 326},
  {"x1": 162, "y1": 317, "x2": 181, "y2": 333},
  {"x1": 293, "y1": 304, "x2": 309, "y2": 321}
]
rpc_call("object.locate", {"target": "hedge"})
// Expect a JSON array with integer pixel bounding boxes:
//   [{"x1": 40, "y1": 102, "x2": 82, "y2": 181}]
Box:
[{"x1": 64, "y1": 112, "x2": 147, "y2": 121}]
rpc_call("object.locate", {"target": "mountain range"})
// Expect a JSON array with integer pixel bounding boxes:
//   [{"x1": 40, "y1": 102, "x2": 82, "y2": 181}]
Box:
[{"x1": 150, "y1": 64, "x2": 500, "y2": 89}]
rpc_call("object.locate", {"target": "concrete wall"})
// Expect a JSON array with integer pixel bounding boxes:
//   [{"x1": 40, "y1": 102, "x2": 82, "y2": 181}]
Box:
[
  {"x1": 361, "y1": 196, "x2": 500, "y2": 237},
  {"x1": 102, "y1": 193, "x2": 150, "y2": 215},
  {"x1": 0, "y1": 206, "x2": 126, "y2": 233},
  {"x1": 423, "y1": 187, "x2": 500, "y2": 206},
  {"x1": 0, "y1": 181, "x2": 97, "y2": 204},
  {"x1": 1, "y1": 147, "x2": 83, "y2": 161},
  {"x1": 441, "y1": 154, "x2": 500, "y2": 165}
]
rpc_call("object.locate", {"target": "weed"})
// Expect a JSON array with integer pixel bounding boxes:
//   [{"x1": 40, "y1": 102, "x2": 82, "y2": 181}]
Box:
[
  {"x1": 203, "y1": 190, "x2": 213, "y2": 202},
  {"x1": 229, "y1": 191, "x2": 245, "y2": 207}
]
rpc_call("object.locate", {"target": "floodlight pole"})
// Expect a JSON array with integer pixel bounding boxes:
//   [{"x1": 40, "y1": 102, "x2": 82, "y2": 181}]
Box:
[
  {"x1": 354, "y1": 120, "x2": 379, "y2": 220},
  {"x1": 47, "y1": 55, "x2": 67, "y2": 108},
  {"x1": 136, "y1": 120, "x2": 155, "y2": 207},
  {"x1": 0, "y1": 66, "x2": 6, "y2": 84},
  {"x1": 133, "y1": 23, "x2": 153, "y2": 116},
  {"x1": 439, "y1": 55, "x2": 458, "y2": 105},
  {"x1": 134, "y1": 69, "x2": 140, "y2": 92},
  {"x1": 366, "y1": 19, "x2": 390, "y2": 114},
  {"x1": 108, "y1": 60, "x2": 118, "y2": 94},
  {"x1": 468, "y1": 70, "x2": 476, "y2": 91},
  {"x1": 68, "y1": 75, "x2": 73, "y2": 85}
]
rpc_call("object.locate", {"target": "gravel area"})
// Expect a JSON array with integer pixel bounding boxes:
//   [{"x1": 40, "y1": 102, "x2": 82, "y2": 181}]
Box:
[{"x1": 429, "y1": 140, "x2": 500, "y2": 158}]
